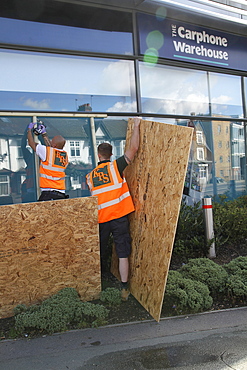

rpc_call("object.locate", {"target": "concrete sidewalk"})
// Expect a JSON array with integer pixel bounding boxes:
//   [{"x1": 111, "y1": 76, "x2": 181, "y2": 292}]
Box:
[{"x1": 0, "y1": 307, "x2": 246, "y2": 370}]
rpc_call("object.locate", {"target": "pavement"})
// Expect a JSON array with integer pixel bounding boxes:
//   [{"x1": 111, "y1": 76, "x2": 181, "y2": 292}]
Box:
[{"x1": 0, "y1": 306, "x2": 246, "y2": 370}]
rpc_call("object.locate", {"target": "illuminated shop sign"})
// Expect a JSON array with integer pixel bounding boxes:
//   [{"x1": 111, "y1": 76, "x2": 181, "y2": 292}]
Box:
[{"x1": 138, "y1": 13, "x2": 246, "y2": 71}]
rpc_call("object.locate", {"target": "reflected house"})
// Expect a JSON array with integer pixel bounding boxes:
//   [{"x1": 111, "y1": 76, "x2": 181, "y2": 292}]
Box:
[
  {"x1": 0, "y1": 117, "x2": 28, "y2": 203},
  {"x1": 211, "y1": 118, "x2": 245, "y2": 182},
  {"x1": 178, "y1": 119, "x2": 213, "y2": 198},
  {"x1": 193, "y1": 121, "x2": 213, "y2": 188},
  {"x1": 95, "y1": 119, "x2": 127, "y2": 158},
  {"x1": 0, "y1": 115, "x2": 129, "y2": 202}
]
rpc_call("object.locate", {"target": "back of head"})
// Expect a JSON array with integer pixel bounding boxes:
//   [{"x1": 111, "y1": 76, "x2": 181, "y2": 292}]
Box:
[
  {"x1": 52, "y1": 135, "x2": 66, "y2": 149},
  {"x1": 98, "y1": 142, "x2": 112, "y2": 160}
]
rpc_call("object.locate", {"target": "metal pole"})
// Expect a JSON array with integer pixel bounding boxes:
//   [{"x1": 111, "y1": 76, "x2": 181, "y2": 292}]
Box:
[
  {"x1": 32, "y1": 116, "x2": 41, "y2": 200},
  {"x1": 90, "y1": 117, "x2": 98, "y2": 168},
  {"x1": 202, "y1": 197, "x2": 216, "y2": 258}
]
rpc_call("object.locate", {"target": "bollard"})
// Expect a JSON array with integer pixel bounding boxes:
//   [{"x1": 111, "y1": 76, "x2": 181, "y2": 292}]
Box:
[{"x1": 202, "y1": 197, "x2": 216, "y2": 258}]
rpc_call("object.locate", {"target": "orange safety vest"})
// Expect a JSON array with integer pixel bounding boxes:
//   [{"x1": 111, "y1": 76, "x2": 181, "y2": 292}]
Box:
[
  {"x1": 40, "y1": 146, "x2": 68, "y2": 190},
  {"x1": 86, "y1": 160, "x2": 135, "y2": 223}
]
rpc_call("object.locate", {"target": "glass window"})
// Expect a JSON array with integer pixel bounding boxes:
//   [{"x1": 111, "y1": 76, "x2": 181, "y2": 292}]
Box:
[
  {"x1": 139, "y1": 63, "x2": 209, "y2": 115},
  {"x1": 179, "y1": 119, "x2": 246, "y2": 204},
  {"x1": 196, "y1": 131, "x2": 203, "y2": 144},
  {"x1": 0, "y1": 50, "x2": 137, "y2": 113},
  {"x1": 209, "y1": 72, "x2": 243, "y2": 117},
  {"x1": 0, "y1": 175, "x2": 9, "y2": 196},
  {"x1": 197, "y1": 148, "x2": 204, "y2": 161},
  {"x1": 0, "y1": 115, "x2": 131, "y2": 205},
  {"x1": 0, "y1": 4, "x2": 133, "y2": 54}
]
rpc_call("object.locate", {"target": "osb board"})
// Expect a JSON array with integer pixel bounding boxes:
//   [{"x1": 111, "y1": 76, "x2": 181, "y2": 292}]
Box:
[
  {"x1": 112, "y1": 119, "x2": 193, "y2": 321},
  {"x1": 0, "y1": 197, "x2": 100, "y2": 318}
]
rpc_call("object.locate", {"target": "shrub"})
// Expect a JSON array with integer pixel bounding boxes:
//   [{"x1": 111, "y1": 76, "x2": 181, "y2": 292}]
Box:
[
  {"x1": 100, "y1": 287, "x2": 122, "y2": 306},
  {"x1": 213, "y1": 196, "x2": 247, "y2": 249},
  {"x1": 163, "y1": 271, "x2": 213, "y2": 314},
  {"x1": 179, "y1": 258, "x2": 228, "y2": 298},
  {"x1": 224, "y1": 257, "x2": 247, "y2": 303},
  {"x1": 224, "y1": 256, "x2": 247, "y2": 275},
  {"x1": 173, "y1": 200, "x2": 207, "y2": 260},
  {"x1": 14, "y1": 288, "x2": 109, "y2": 335}
]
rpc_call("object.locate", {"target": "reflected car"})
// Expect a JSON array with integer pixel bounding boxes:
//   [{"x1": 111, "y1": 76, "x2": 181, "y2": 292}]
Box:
[{"x1": 209, "y1": 177, "x2": 226, "y2": 183}]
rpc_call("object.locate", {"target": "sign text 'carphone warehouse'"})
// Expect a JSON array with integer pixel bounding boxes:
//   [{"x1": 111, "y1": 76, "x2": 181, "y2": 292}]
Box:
[{"x1": 172, "y1": 25, "x2": 229, "y2": 61}]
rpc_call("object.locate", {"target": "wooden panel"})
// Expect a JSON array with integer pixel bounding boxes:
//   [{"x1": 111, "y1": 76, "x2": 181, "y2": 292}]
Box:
[
  {"x1": 112, "y1": 119, "x2": 193, "y2": 321},
  {"x1": 0, "y1": 197, "x2": 100, "y2": 318}
]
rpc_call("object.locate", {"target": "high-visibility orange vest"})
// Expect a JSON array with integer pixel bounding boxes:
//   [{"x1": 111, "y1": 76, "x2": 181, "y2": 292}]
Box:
[
  {"x1": 40, "y1": 146, "x2": 68, "y2": 190},
  {"x1": 86, "y1": 160, "x2": 135, "y2": 223}
]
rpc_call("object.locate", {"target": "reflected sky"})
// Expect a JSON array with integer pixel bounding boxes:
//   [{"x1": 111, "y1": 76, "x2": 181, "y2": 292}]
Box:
[{"x1": 140, "y1": 62, "x2": 243, "y2": 117}]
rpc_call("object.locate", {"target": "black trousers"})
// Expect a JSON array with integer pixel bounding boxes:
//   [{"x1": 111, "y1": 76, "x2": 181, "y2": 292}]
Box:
[
  {"x1": 99, "y1": 215, "x2": 132, "y2": 258},
  {"x1": 38, "y1": 190, "x2": 68, "y2": 201}
]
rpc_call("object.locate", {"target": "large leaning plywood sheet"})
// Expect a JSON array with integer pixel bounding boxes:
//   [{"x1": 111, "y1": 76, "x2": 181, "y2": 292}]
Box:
[
  {"x1": 0, "y1": 197, "x2": 100, "y2": 318},
  {"x1": 113, "y1": 119, "x2": 193, "y2": 321}
]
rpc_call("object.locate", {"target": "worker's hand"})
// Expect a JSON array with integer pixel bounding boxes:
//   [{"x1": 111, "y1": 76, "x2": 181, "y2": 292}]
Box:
[
  {"x1": 28, "y1": 122, "x2": 35, "y2": 130},
  {"x1": 133, "y1": 117, "x2": 141, "y2": 126},
  {"x1": 39, "y1": 124, "x2": 47, "y2": 135}
]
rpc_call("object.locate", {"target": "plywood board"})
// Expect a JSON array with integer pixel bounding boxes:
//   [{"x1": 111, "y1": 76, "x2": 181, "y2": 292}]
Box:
[
  {"x1": 112, "y1": 119, "x2": 193, "y2": 321},
  {"x1": 0, "y1": 197, "x2": 100, "y2": 318}
]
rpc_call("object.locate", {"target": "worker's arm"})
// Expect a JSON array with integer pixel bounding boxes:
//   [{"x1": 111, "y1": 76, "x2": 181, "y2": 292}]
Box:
[
  {"x1": 27, "y1": 123, "x2": 51, "y2": 152},
  {"x1": 124, "y1": 117, "x2": 141, "y2": 164},
  {"x1": 27, "y1": 123, "x2": 38, "y2": 152},
  {"x1": 41, "y1": 132, "x2": 52, "y2": 147}
]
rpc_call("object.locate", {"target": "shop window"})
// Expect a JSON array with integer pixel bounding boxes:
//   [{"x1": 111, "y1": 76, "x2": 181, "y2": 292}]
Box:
[
  {"x1": 0, "y1": 50, "x2": 137, "y2": 113},
  {"x1": 0, "y1": 4, "x2": 133, "y2": 55},
  {"x1": 209, "y1": 72, "x2": 242, "y2": 117},
  {"x1": 139, "y1": 63, "x2": 209, "y2": 116}
]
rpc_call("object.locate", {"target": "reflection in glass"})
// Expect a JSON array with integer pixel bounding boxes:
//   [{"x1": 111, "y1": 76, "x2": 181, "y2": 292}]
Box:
[
  {"x1": 0, "y1": 50, "x2": 137, "y2": 113},
  {"x1": 178, "y1": 119, "x2": 246, "y2": 204},
  {"x1": 0, "y1": 116, "x2": 129, "y2": 205},
  {"x1": 139, "y1": 63, "x2": 209, "y2": 116},
  {"x1": 0, "y1": 4, "x2": 133, "y2": 55},
  {"x1": 209, "y1": 72, "x2": 243, "y2": 117}
]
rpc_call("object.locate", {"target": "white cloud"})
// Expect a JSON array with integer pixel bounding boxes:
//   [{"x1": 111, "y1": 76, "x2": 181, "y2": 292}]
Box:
[
  {"x1": 107, "y1": 101, "x2": 137, "y2": 112},
  {"x1": 211, "y1": 95, "x2": 231, "y2": 104},
  {"x1": 21, "y1": 98, "x2": 51, "y2": 110}
]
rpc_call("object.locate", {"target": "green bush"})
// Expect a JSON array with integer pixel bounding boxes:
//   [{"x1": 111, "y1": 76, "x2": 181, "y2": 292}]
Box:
[
  {"x1": 100, "y1": 287, "x2": 121, "y2": 306},
  {"x1": 179, "y1": 258, "x2": 228, "y2": 298},
  {"x1": 14, "y1": 288, "x2": 109, "y2": 335},
  {"x1": 213, "y1": 195, "x2": 247, "y2": 249},
  {"x1": 163, "y1": 271, "x2": 213, "y2": 314},
  {"x1": 173, "y1": 196, "x2": 247, "y2": 259},
  {"x1": 224, "y1": 256, "x2": 247, "y2": 275},
  {"x1": 173, "y1": 200, "x2": 208, "y2": 259},
  {"x1": 224, "y1": 257, "x2": 247, "y2": 303}
]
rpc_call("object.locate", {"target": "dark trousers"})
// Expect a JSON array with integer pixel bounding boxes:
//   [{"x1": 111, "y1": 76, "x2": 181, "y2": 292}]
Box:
[{"x1": 38, "y1": 190, "x2": 68, "y2": 201}]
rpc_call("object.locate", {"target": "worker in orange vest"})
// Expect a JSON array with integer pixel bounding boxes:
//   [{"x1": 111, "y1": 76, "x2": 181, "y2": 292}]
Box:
[
  {"x1": 87, "y1": 117, "x2": 141, "y2": 301},
  {"x1": 27, "y1": 122, "x2": 69, "y2": 201}
]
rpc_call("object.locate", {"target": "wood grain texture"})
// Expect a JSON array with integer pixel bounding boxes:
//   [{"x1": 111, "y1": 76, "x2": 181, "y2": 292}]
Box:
[
  {"x1": 112, "y1": 119, "x2": 193, "y2": 321},
  {"x1": 0, "y1": 197, "x2": 100, "y2": 318}
]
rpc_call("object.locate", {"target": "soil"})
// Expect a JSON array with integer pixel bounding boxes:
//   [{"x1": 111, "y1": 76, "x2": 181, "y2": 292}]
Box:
[{"x1": 1, "y1": 244, "x2": 246, "y2": 341}]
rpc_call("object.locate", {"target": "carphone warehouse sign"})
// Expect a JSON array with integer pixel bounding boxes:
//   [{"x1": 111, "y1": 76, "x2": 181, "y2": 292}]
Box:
[{"x1": 138, "y1": 13, "x2": 247, "y2": 71}]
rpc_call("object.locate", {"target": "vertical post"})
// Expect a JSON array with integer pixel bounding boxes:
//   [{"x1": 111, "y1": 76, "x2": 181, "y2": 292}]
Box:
[
  {"x1": 32, "y1": 116, "x2": 41, "y2": 200},
  {"x1": 202, "y1": 197, "x2": 216, "y2": 258},
  {"x1": 90, "y1": 117, "x2": 98, "y2": 168}
]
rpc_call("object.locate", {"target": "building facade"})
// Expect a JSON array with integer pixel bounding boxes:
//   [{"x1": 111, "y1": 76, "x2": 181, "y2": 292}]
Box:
[{"x1": 0, "y1": 0, "x2": 247, "y2": 205}]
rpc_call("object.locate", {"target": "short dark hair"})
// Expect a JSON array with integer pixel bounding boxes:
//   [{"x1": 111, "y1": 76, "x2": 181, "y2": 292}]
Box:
[{"x1": 98, "y1": 142, "x2": 112, "y2": 159}]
